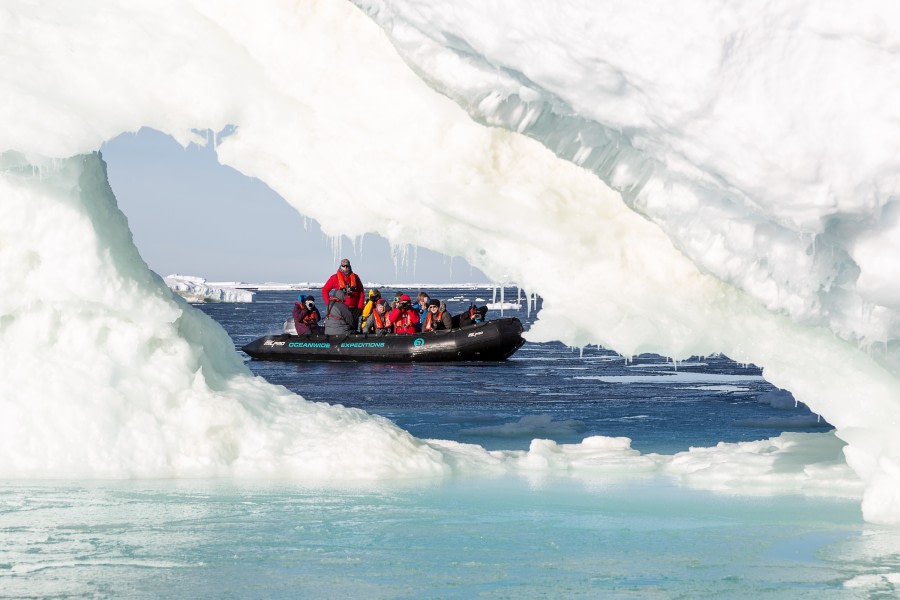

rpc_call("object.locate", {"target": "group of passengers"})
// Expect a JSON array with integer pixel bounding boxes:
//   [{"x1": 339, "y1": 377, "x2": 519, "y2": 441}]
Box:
[{"x1": 291, "y1": 258, "x2": 487, "y2": 337}]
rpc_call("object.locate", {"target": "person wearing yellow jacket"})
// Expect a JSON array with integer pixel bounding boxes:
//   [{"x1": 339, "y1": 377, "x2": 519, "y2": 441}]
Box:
[{"x1": 361, "y1": 288, "x2": 382, "y2": 323}]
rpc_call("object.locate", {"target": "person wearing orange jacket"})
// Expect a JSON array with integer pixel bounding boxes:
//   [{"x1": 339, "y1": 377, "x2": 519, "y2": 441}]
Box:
[
  {"x1": 422, "y1": 299, "x2": 452, "y2": 332},
  {"x1": 321, "y1": 258, "x2": 365, "y2": 326},
  {"x1": 362, "y1": 298, "x2": 392, "y2": 336},
  {"x1": 389, "y1": 294, "x2": 420, "y2": 334}
]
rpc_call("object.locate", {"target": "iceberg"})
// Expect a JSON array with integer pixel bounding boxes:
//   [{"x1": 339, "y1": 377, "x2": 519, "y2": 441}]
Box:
[
  {"x1": 164, "y1": 274, "x2": 255, "y2": 303},
  {"x1": 2, "y1": 1, "x2": 900, "y2": 522}
]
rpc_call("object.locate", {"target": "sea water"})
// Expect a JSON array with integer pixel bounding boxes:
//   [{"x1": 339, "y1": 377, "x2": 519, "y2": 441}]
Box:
[{"x1": 3, "y1": 287, "x2": 899, "y2": 598}]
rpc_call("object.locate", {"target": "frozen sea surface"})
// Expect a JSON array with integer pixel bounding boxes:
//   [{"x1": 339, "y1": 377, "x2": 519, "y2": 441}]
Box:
[{"x1": 0, "y1": 477, "x2": 884, "y2": 599}]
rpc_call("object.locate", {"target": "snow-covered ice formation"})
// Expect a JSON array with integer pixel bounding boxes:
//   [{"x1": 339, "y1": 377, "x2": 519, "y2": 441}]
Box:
[
  {"x1": 1, "y1": 1, "x2": 899, "y2": 522},
  {"x1": 164, "y1": 274, "x2": 255, "y2": 303}
]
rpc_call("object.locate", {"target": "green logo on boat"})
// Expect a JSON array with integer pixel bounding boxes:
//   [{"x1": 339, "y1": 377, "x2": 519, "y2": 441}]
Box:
[
  {"x1": 340, "y1": 342, "x2": 386, "y2": 348},
  {"x1": 413, "y1": 338, "x2": 425, "y2": 347},
  {"x1": 288, "y1": 342, "x2": 331, "y2": 348}
]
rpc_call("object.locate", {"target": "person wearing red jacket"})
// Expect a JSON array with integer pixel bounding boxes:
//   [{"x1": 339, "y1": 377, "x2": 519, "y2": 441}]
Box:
[
  {"x1": 321, "y1": 258, "x2": 365, "y2": 325},
  {"x1": 389, "y1": 294, "x2": 420, "y2": 334}
]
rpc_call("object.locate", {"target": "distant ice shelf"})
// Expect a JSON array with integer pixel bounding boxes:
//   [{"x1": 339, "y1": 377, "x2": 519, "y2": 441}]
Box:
[
  {"x1": 162, "y1": 278, "x2": 509, "y2": 301},
  {"x1": 164, "y1": 274, "x2": 255, "y2": 303}
]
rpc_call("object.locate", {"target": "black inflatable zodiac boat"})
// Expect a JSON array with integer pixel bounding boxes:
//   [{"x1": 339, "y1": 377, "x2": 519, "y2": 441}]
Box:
[{"x1": 242, "y1": 317, "x2": 525, "y2": 362}]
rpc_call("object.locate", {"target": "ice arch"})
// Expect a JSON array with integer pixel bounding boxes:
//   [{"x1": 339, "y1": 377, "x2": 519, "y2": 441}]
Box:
[{"x1": 2, "y1": 1, "x2": 900, "y2": 522}]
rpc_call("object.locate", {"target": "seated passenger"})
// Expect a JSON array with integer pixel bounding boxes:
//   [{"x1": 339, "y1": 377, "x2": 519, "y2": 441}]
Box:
[
  {"x1": 362, "y1": 298, "x2": 392, "y2": 336},
  {"x1": 389, "y1": 294, "x2": 420, "y2": 334},
  {"x1": 458, "y1": 304, "x2": 488, "y2": 328},
  {"x1": 324, "y1": 289, "x2": 355, "y2": 336},
  {"x1": 412, "y1": 291, "x2": 431, "y2": 332},
  {"x1": 422, "y1": 299, "x2": 452, "y2": 332},
  {"x1": 473, "y1": 305, "x2": 488, "y2": 324},
  {"x1": 413, "y1": 291, "x2": 430, "y2": 313},
  {"x1": 361, "y1": 288, "x2": 381, "y2": 324},
  {"x1": 292, "y1": 294, "x2": 322, "y2": 335},
  {"x1": 391, "y1": 291, "x2": 404, "y2": 310}
]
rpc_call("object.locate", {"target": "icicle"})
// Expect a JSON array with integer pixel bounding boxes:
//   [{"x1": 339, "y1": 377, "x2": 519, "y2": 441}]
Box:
[
  {"x1": 500, "y1": 284, "x2": 505, "y2": 316},
  {"x1": 328, "y1": 235, "x2": 343, "y2": 264},
  {"x1": 390, "y1": 243, "x2": 412, "y2": 279},
  {"x1": 492, "y1": 286, "x2": 497, "y2": 305}
]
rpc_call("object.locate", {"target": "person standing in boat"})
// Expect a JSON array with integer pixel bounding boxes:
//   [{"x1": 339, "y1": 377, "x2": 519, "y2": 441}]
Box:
[
  {"x1": 389, "y1": 294, "x2": 420, "y2": 334},
  {"x1": 292, "y1": 294, "x2": 322, "y2": 335},
  {"x1": 422, "y1": 299, "x2": 452, "y2": 332},
  {"x1": 362, "y1": 298, "x2": 392, "y2": 336},
  {"x1": 321, "y1": 258, "x2": 365, "y2": 328},
  {"x1": 324, "y1": 289, "x2": 355, "y2": 336}
]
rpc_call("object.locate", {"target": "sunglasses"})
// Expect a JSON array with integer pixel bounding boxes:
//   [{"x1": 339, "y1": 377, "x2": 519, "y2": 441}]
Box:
[{"x1": 339, "y1": 264, "x2": 349, "y2": 268}]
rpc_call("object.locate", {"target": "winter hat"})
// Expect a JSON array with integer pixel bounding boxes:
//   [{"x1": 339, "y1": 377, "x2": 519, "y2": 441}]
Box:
[
  {"x1": 399, "y1": 294, "x2": 411, "y2": 303},
  {"x1": 427, "y1": 299, "x2": 440, "y2": 308}
]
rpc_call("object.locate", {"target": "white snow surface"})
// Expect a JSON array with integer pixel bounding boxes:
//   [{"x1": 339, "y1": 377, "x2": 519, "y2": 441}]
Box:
[
  {"x1": 164, "y1": 274, "x2": 255, "y2": 303},
  {"x1": 1, "y1": 1, "x2": 899, "y2": 521}
]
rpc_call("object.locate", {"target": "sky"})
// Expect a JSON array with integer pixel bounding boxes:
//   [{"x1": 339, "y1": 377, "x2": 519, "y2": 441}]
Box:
[{"x1": 100, "y1": 128, "x2": 489, "y2": 284}]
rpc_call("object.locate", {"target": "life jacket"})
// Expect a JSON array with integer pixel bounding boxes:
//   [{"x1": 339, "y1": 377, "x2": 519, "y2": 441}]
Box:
[
  {"x1": 423, "y1": 310, "x2": 446, "y2": 332},
  {"x1": 393, "y1": 309, "x2": 416, "y2": 334},
  {"x1": 337, "y1": 271, "x2": 359, "y2": 293},
  {"x1": 373, "y1": 310, "x2": 389, "y2": 330},
  {"x1": 301, "y1": 308, "x2": 319, "y2": 325}
]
